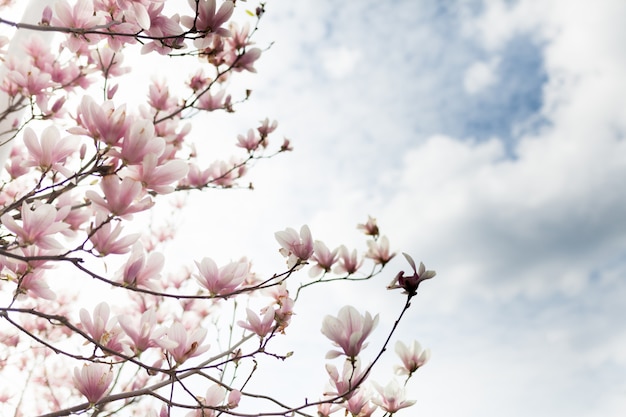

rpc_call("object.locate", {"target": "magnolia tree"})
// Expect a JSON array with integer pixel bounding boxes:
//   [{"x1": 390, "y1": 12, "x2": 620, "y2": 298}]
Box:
[{"x1": 0, "y1": 1, "x2": 435, "y2": 416}]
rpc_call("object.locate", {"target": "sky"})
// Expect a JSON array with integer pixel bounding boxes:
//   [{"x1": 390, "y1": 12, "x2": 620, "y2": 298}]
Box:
[
  {"x1": 2, "y1": 0, "x2": 626, "y2": 416},
  {"x1": 185, "y1": 1, "x2": 625, "y2": 416}
]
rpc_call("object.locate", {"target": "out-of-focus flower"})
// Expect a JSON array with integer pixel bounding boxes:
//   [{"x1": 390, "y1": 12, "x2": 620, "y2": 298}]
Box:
[
  {"x1": 364, "y1": 236, "x2": 395, "y2": 266},
  {"x1": 73, "y1": 363, "x2": 113, "y2": 404},
  {"x1": 371, "y1": 380, "x2": 416, "y2": 413},
  {"x1": 275, "y1": 225, "x2": 314, "y2": 268},
  {"x1": 387, "y1": 253, "x2": 436, "y2": 296},
  {"x1": 237, "y1": 307, "x2": 274, "y2": 338},
  {"x1": 394, "y1": 340, "x2": 430, "y2": 376},
  {"x1": 89, "y1": 215, "x2": 140, "y2": 255},
  {"x1": 309, "y1": 241, "x2": 338, "y2": 278},
  {"x1": 333, "y1": 245, "x2": 363, "y2": 275},
  {"x1": 357, "y1": 215, "x2": 379, "y2": 237},
  {"x1": 118, "y1": 308, "x2": 170, "y2": 354},
  {"x1": 325, "y1": 359, "x2": 368, "y2": 399},
  {"x1": 345, "y1": 388, "x2": 378, "y2": 417},
  {"x1": 321, "y1": 306, "x2": 378, "y2": 360}
]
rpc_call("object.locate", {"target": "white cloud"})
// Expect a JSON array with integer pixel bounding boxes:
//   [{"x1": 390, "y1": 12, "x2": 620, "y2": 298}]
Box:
[
  {"x1": 319, "y1": 46, "x2": 361, "y2": 79},
  {"x1": 463, "y1": 58, "x2": 500, "y2": 94}
]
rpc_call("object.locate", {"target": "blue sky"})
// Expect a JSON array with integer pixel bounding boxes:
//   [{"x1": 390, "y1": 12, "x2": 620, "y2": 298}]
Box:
[{"x1": 2, "y1": 0, "x2": 625, "y2": 416}]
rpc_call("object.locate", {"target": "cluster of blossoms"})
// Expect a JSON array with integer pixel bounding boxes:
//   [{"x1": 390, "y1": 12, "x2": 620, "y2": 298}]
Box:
[{"x1": 0, "y1": 1, "x2": 435, "y2": 416}]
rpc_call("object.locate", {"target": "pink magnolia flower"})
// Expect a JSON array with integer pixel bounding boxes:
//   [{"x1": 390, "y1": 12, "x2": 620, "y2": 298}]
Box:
[
  {"x1": 321, "y1": 306, "x2": 378, "y2": 360},
  {"x1": 394, "y1": 340, "x2": 431, "y2": 376},
  {"x1": 86, "y1": 176, "x2": 154, "y2": 219},
  {"x1": 22, "y1": 126, "x2": 79, "y2": 177},
  {"x1": 333, "y1": 245, "x2": 363, "y2": 275},
  {"x1": 186, "y1": 385, "x2": 240, "y2": 417},
  {"x1": 148, "y1": 79, "x2": 177, "y2": 112},
  {"x1": 181, "y1": 0, "x2": 234, "y2": 46},
  {"x1": 160, "y1": 322, "x2": 209, "y2": 365},
  {"x1": 73, "y1": 363, "x2": 113, "y2": 404},
  {"x1": 118, "y1": 308, "x2": 169, "y2": 354},
  {"x1": 309, "y1": 241, "x2": 338, "y2": 278},
  {"x1": 371, "y1": 380, "x2": 416, "y2": 413},
  {"x1": 52, "y1": 0, "x2": 106, "y2": 52},
  {"x1": 388, "y1": 253, "x2": 436, "y2": 296},
  {"x1": 237, "y1": 307, "x2": 274, "y2": 338},
  {"x1": 233, "y1": 48, "x2": 262, "y2": 73},
  {"x1": 364, "y1": 236, "x2": 395, "y2": 266},
  {"x1": 345, "y1": 388, "x2": 378, "y2": 417},
  {"x1": 1, "y1": 202, "x2": 69, "y2": 249},
  {"x1": 236, "y1": 128, "x2": 260, "y2": 152},
  {"x1": 89, "y1": 215, "x2": 140, "y2": 255},
  {"x1": 115, "y1": 120, "x2": 165, "y2": 165},
  {"x1": 194, "y1": 257, "x2": 248, "y2": 297},
  {"x1": 71, "y1": 96, "x2": 128, "y2": 146},
  {"x1": 118, "y1": 243, "x2": 164, "y2": 290},
  {"x1": 16, "y1": 270, "x2": 56, "y2": 300},
  {"x1": 257, "y1": 117, "x2": 278, "y2": 137},
  {"x1": 325, "y1": 359, "x2": 368, "y2": 399},
  {"x1": 6, "y1": 60, "x2": 53, "y2": 98},
  {"x1": 357, "y1": 215, "x2": 379, "y2": 237},
  {"x1": 141, "y1": 3, "x2": 185, "y2": 54},
  {"x1": 275, "y1": 225, "x2": 314, "y2": 268},
  {"x1": 79, "y1": 302, "x2": 125, "y2": 354},
  {"x1": 124, "y1": 154, "x2": 189, "y2": 194}
]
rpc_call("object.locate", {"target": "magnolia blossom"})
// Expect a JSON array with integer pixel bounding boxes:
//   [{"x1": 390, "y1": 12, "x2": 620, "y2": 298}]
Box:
[
  {"x1": 388, "y1": 252, "x2": 436, "y2": 296},
  {"x1": 237, "y1": 307, "x2": 275, "y2": 338},
  {"x1": 394, "y1": 340, "x2": 431, "y2": 376},
  {"x1": 118, "y1": 309, "x2": 170, "y2": 354},
  {"x1": 364, "y1": 236, "x2": 395, "y2": 266},
  {"x1": 124, "y1": 154, "x2": 189, "y2": 194},
  {"x1": 275, "y1": 225, "x2": 314, "y2": 268},
  {"x1": 345, "y1": 388, "x2": 378, "y2": 417},
  {"x1": 118, "y1": 243, "x2": 164, "y2": 290},
  {"x1": 371, "y1": 380, "x2": 416, "y2": 413},
  {"x1": 73, "y1": 363, "x2": 113, "y2": 404},
  {"x1": 16, "y1": 270, "x2": 56, "y2": 300},
  {"x1": 89, "y1": 214, "x2": 140, "y2": 255},
  {"x1": 194, "y1": 257, "x2": 248, "y2": 296},
  {"x1": 0, "y1": 202, "x2": 69, "y2": 249},
  {"x1": 309, "y1": 240, "x2": 338, "y2": 277},
  {"x1": 321, "y1": 306, "x2": 378, "y2": 360},
  {"x1": 86, "y1": 176, "x2": 154, "y2": 219},
  {"x1": 333, "y1": 245, "x2": 363, "y2": 275},
  {"x1": 160, "y1": 322, "x2": 209, "y2": 365},
  {"x1": 325, "y1": 359, "x2": 368, "y2": 399},
  {"x1": 79, "y1": 302, "x2": 125, "y2": 354},
  {"x1": 22, "y1": 126, "x2": 79, "y2": 177},
  {"x1": 356, "y1": 215, "x2": 379, "y2": 237}
]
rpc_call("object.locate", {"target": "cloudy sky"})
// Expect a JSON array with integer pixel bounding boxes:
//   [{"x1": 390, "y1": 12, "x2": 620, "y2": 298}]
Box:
[
  {"x1": 3, "y1": 0, "x2": 626, "y2": 416},
  {"x1": 186, "y1": 1, "x2": 624, "y2": 416}
]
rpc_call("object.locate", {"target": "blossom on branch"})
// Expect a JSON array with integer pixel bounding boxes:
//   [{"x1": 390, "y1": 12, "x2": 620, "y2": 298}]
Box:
[
  {"x1": 394, "y1": 340, "x2": 431, "y2": 376},
  {"x1": 1, "y1": 202, "x2": 70, "y2": 249},
  {"x1": 321, "y1": 305, "x2": 378, "y2": 360},
  {"x1": 371, "y1": 379, "x2": 416, "y2": 413},
  {"x1": 72, "y1": 362, "x2": 113, "y2": 404},
  {"x1": 388, "y1": 252, "x2": 436, "y2": 296},
  {"x1": 365, "y1": 235, "x2": 395, "y2": 266},
  {"x1": 275, "y1": 225, "x2": 314, "y2": 268},
  {"x1": 237, "y1": 307, "x2": 275, "y2": 338}
]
